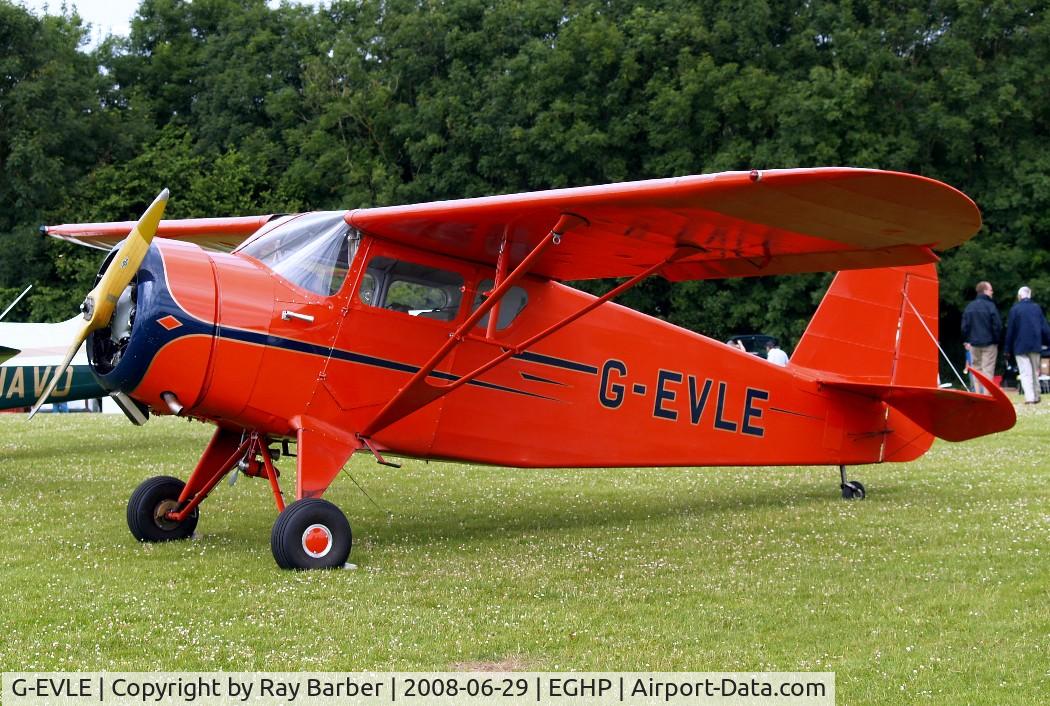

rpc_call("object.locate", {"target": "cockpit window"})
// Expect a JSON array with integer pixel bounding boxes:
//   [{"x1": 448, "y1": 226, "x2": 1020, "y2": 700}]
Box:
[
  {"x1": 360, "y1": 256, "x2": 464, "y2": 321},
  {"x1": 238, "y1": 211, "x2": 354, "y2": 296},
  {"x1": 472, "y1": 279, "x2": 528, "y2": 330}
]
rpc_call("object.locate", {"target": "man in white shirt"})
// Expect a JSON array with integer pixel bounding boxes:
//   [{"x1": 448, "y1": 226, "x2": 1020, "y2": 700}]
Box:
[{"x1": 765, "y1": 339, "x2": 789, "y2": 366}]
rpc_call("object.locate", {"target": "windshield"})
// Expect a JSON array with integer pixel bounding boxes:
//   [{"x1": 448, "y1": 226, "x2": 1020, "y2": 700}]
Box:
[{"x1": 238, "y1": 212, "x2": 354, "y2": 296}]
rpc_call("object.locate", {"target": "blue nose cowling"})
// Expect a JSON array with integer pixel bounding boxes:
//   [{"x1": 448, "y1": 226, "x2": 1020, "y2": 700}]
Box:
[{"x1": 88, "y1": 244, "x2": 215, "y2": 395}]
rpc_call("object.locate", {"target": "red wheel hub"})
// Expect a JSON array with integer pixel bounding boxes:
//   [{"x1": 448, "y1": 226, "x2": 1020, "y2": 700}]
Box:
[{"x1": 302, "y1": 524, "x2": 333, "y2": 558}]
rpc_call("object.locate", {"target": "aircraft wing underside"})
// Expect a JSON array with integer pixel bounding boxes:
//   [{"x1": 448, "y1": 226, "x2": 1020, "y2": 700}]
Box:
[
  {"x1": 347, "y1": 168, "x2": 982, "y2": 281},
  {"x1": 43, "y1": 215, "x2": 275, "y2": 252}
]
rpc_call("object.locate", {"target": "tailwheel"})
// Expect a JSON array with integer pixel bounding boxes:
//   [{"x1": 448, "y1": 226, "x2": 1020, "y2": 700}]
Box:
[
  {"x1": 841, "y1": 480, "x2": 866, "y2": 500},
  {"x1": 270, "y1": 498, "x2": 352, "y2": 570},
  {"x1": 127, "y1": 475, "x2": 199, "y2": 542},
  {"x1": 838, "y1": 465, "x2": 866, "y2": 500}
]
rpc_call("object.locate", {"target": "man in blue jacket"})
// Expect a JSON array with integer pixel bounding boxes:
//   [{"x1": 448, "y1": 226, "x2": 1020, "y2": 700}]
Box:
[
  {"x1": 1004, "y1": 286, "x2": 1050, "y2": 404},
  {"x1": 962, "y1": 281, "x2": 1002, "y2": 394}
]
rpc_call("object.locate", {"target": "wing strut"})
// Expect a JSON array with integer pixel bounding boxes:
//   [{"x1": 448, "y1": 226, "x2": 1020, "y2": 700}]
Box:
[
  {"x1": 485, "y1": 225, "x2": 513, "y2": 340},
  {"x1": 359, "y1": 217, "x2": 699, "y2": 439},
  {"x1": 359, "y1": 213, "x2": 586, "y2": 437}
]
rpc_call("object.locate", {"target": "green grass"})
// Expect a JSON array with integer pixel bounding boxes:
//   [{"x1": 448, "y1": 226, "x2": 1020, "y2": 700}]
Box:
[{"x1": 0, "y1": 408, "x2": 1047, "y2": 704}]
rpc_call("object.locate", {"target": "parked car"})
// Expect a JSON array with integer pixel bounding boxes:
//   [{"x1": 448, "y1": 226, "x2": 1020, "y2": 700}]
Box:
[{"x1": 726, "y1": 334, "x2": 778, "y2": 359}]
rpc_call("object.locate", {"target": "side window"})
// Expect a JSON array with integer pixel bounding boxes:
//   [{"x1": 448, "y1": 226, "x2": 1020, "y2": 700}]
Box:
[
  {"x1": 472, "y1": 279, "x2": 529, "y2": 330},
  {"x1": 359, "y1": 256, "x2": 465, "y2": 322},
  {"x1": 359, "y1": 272, "x2": 377, "y2": 305}
]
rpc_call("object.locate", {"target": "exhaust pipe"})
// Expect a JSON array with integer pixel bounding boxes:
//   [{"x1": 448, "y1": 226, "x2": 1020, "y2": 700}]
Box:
[{"x1": 161, "y1": 391, "x2": 183, "y2": 416}]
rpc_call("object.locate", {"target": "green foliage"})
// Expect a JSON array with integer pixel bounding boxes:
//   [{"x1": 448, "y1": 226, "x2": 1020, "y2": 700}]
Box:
[
  {"x1": 0, "y1": 2, "x2": 149, "y2": 320},
  {"x1": 0, "y1": 0, "x2": 1048, "y2": 350},
  {"x1": 65, "y1": 124, "x2": 277, "y2": 221}
]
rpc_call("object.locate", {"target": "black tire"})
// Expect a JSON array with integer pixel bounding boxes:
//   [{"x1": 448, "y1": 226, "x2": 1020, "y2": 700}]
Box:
[
  {"x1": 841, "y1": 480, "x2": 866, "y2": 500},
  {"x1": 127, "y1": 475, "x2": 198, "y2": 542},
  {"x1": 270, "y1": 498, "x2": 352, "y2": 570}
]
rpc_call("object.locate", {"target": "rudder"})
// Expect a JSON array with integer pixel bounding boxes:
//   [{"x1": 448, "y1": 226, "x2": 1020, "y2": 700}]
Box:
[
  {"x1": 792, "y1": 265, "x2": 940, "y2": 461},
  {"x1": 792, "y1": 264, "x2": 939, "y2": 387}
]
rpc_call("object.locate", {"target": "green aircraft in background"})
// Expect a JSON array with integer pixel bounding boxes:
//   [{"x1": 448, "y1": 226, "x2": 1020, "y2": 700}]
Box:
[{"x1": 0, "y1": 287, "x2": 106, "y2": 411}]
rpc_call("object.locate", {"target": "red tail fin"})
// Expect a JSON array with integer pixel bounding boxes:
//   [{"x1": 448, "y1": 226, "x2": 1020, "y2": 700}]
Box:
[
  {"x1": 792, "y1": 264, "x2": 939, "y2": 386},
  {"x1": 794, "y1": 265, "x2": 1015, "y2": 455}
]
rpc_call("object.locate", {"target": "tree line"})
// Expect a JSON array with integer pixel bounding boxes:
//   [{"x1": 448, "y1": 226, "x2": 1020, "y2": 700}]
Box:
[{"x1": 2, "y1": 0, "x2": 1048, "y2": 365}]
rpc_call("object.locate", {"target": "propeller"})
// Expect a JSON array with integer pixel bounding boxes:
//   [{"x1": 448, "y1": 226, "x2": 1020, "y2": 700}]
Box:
[{"x1": 27, "y1": 189, "x2": 169, "y2": 420}]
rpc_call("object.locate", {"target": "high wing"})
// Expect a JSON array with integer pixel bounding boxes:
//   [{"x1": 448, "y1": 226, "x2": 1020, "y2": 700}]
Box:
[
  {"x1": 43, "y1": 215, "x2": 275, "y2": 252},
  {"x1": 347, "y1": 168, "x2": 981, "y2": 281}
]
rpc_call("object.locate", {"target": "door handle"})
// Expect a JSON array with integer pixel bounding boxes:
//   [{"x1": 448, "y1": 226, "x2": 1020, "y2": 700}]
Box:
[{"x1": 281, "y1": 310, "x2": 315, "y2": 323}]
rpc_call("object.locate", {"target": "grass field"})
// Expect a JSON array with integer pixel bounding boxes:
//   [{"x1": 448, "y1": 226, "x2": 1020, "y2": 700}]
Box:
[{"x1": 0, "y1": 408, "x2": 1047, "y2": 704}]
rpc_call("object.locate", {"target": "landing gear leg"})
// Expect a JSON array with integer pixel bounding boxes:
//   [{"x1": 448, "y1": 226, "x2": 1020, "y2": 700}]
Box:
[
  {"x1": 268, "y1": 420, "x2": 359, "y2": 569},
  {"x1": 127, "y1": 427, "x2": 267, "y2": 544},
  {"x1": 127, "y1": 427, "x2": 248, "y2": 543},
  {"x1": 839, "y1": 465, "x2": 866, "y2": 500}
]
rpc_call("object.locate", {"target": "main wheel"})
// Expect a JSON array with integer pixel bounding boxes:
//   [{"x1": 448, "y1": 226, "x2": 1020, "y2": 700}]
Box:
[
  {"x1": 841, "y1": 480, "x2": 866, "y2": 500},
  {"x1": 270, "y1": 498, "x2": 352, "y2": 570},
  {"x1": 127, "y1": 475, "x2": 198, "y2": 542}
]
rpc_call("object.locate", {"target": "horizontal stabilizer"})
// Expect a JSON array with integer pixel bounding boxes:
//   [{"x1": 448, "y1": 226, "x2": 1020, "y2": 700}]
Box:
[{"x1": 821, "y1": 368, "x2": 1016, "y2": 442}]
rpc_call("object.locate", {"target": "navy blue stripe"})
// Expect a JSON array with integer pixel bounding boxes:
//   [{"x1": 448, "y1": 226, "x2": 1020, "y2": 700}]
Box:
[
  {"x1": 769, "y1": 406, "x2": 822, "y2": 420},
  {"x1": 514, "y1": 351, "x2": 598, "y2": 375},
  {"x1": 217, "y1": 326, "x2": 553, "y2": 400},
  {"x1": 520, "y1": 371, "x2": 566, "y2": 386}
]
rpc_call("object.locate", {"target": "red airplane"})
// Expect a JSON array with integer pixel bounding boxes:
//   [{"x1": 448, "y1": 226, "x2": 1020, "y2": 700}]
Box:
[{"x1": 33, "y1": 168, "x2": 1015, "y2": 569}]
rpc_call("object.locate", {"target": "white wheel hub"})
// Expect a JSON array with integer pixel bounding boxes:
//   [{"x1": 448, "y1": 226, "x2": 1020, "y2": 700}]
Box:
[{"x1": 301, "y1": 523, "x2": 333, "y2": 558}]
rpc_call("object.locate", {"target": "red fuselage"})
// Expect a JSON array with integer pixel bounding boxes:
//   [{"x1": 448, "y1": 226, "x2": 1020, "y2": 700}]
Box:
[{"x1": 92, "y1": 222, "x2": 934, "y2": 479}]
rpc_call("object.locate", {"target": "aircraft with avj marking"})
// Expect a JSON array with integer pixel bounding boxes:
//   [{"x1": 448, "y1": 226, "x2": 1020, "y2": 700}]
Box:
[{"x1": 0, "y1": 287, "x2": 106, "y2": 411}]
